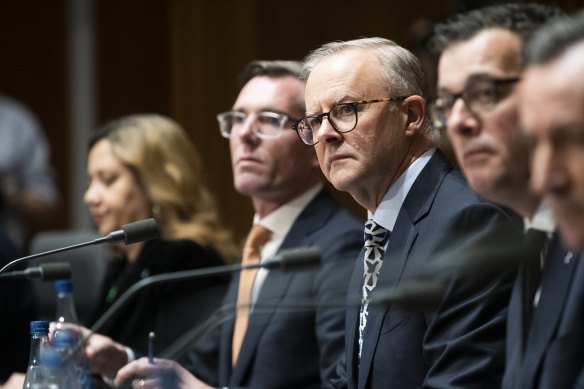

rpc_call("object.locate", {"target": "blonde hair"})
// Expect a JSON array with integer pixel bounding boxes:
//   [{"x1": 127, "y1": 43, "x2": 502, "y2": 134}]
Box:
[{"x1": 89, "y1": 114, "x2": 238, "y2": 261}]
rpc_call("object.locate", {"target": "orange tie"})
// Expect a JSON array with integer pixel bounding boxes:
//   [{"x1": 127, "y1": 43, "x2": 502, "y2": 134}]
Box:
[{"x1": 232, "y1": 224, "x2": 272, "y2": 365}]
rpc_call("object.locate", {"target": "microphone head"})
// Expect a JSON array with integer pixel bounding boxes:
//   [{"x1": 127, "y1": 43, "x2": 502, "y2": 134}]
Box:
[
  {"x1": 121, "y1": 218, "x2": 160, "y2": 244},
  {"x1": 263, "y1": 246, "x2": 322, "y2": 272},
  {"x1": 370, "y1": 280, "x2": 446, "y2": 310},
  {"x1": 39, "y1": 262, "x2": 72, "y2": 281}
]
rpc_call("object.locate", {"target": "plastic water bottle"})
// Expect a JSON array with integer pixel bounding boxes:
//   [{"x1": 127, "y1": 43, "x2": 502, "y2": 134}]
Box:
[
  {"x1": 53, "y1": 279, "x2": 93, "y2": 389},
  {"x1": 23, "y1": 320, "x2": 53, "y2": 388},
  {"x1": 52, "y1": 330, "x2": 81, "y2": 389},
  {"x1": 37, "y1": 346, "x2": 68, "y2": 388}
]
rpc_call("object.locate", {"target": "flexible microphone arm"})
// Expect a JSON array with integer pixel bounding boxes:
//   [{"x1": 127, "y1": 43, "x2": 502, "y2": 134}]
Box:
[
  {"x1": 0, "y1": 218, "x2": 159, "y2": 276},
  {"x1": 90, "y1": 246, "x2": 321, "y2": 334}
]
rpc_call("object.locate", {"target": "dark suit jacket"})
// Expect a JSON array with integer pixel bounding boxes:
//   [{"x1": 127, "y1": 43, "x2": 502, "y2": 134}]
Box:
[
  {"x1": 503, "y1": 234, "x2": 584, "y2": 389},
  {"x1": 92, "y1": 239, "x2": 228, "y2": 355},
  {"x1": 183, "y1": 189, "x2": 363, "y2": 389},
  {"x1": 330, "y1": 151, "x2": 520, "y2": 389}
]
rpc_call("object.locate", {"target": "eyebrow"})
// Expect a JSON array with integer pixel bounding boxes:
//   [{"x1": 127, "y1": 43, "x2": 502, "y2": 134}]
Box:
[
  {"x1": 437, "y1": 72, "x2": 506, "y2": 94},
  {"x1": 305, "y1": 94, "x2": 362, "y2": 116}
]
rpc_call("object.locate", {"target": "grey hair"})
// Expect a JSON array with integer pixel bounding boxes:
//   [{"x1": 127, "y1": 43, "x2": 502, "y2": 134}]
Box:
[
  {"x1": 525, "y1": 9, "x2": 584, "y2": 66},
  {"x1": 302, "y1": 37, "x2": 439, "y2": 143}
]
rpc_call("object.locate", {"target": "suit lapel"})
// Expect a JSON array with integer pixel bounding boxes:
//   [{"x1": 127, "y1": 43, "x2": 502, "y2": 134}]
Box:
[
  {"x1": 522, "y1": 234, "x2": 576, "y2": 388},
  {"x1": 230, "y1": 189, "x2": 339, "y2": 384},
  {"x1": 356, "y1": 151, "x2": 450, "y2": 388},
  {"x1": 346, "y1": 247, "x2": 364, "y2": 387}
]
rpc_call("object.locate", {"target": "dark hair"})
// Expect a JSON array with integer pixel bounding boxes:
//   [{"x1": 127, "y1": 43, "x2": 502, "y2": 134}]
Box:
[
  {"x1": 430, "y1": 3, "x2": 565, "y2": 56},
  {"x1": 525, "y1": 9, "x2": 584, "y2": 65},
  {"x1": 238, "y1": 60, "x2": 303, "y2": 89}
]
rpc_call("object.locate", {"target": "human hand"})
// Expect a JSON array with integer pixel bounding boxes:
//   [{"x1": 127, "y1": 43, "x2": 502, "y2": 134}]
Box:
[
  {"x1": 115, "y1": 357, "x2": 215, "y2": 389},
  {"x1": 81, "y1": 328, "x2": 129, "y2": 379}
]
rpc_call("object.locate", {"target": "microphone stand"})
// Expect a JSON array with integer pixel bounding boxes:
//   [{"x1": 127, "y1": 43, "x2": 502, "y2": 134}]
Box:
[{"x1": 90, "y1": 262, "x2": 262, "y2": 334}]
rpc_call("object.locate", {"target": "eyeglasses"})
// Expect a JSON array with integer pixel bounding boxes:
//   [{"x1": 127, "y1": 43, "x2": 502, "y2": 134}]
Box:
[
  {"x1": 217, "y1": 111, "x2": 300, "y2": 140},
  {"x1": 292, "y1": 97, "x2": 407, "y2": 146},
  {"x1": 430, "y1": 76, "x2": 520, "y2": 130}
]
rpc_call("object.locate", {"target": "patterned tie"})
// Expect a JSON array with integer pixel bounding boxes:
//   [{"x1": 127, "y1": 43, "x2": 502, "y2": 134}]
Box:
[
  {"x1": 232, "y1": 224, "x2": 272, "y2": 365},
  {"x1": 358, "y1": 219, "x2": 389, "y2": 359}
]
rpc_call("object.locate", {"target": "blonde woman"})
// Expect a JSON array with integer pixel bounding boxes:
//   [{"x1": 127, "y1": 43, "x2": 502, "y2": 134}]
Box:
[{"x1": 85, "y1": 114, "x2": 237, "y2": 355}]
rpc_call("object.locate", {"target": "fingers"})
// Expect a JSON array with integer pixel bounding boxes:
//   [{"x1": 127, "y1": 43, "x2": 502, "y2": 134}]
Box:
[
  {"x1": 131, "y1": 377, "x2": 166, "y2": 389},
  {"x1": 116, "y1": 358, "x2": 181, "y2": 388},
  {"x1": 115, "y1": 357, "x2": 154, "y2": 386}
]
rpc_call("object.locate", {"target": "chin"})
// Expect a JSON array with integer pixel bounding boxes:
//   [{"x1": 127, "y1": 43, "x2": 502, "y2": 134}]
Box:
[
  {"x1": 559, "y1": 224, "x2": 584, "y2": 251},
  {"x1": 555, "y1": 206, "x2": 584, "y2": 250}
]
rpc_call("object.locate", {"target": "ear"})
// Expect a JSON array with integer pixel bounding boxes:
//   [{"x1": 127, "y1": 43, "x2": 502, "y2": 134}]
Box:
[{"x1": 402, "y1": 95, "x2": 426, "y2": 137}]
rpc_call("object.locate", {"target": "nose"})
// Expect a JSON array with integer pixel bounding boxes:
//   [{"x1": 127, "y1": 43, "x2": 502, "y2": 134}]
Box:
[
  {"x1": 315, "y1": 116, "x2": 342, "y2": 144},
  {"x1": 235, "y1": 115, "x2": 260, "y2": 144},
  {"x1": 83, "y1": 181, "x2": 100, "y2": 206},
  {"x1": 447, "y1": 98, "x2": 480, "y2": 138}
]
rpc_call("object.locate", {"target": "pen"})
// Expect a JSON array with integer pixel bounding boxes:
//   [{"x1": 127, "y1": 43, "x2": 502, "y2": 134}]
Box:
[{"x1": 148, "y1": 331, "x2": 155, "y2": 364}]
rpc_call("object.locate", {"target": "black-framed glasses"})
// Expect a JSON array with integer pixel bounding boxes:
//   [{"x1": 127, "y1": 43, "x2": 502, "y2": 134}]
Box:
[
  {"x1": 292, "y1": 96, "x2": 408, "y2": 146},
  {"x1": 217, "y1": 111, "x2": 301, "y2": 140},
  {"x1": 430, "y1": 76, "x2": 520, "y2": 131}
]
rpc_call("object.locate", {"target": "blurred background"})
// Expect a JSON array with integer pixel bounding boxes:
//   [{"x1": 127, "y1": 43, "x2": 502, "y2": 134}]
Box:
[{"x1": 1, "y1": 0, "x2": 581, "y2": 248}]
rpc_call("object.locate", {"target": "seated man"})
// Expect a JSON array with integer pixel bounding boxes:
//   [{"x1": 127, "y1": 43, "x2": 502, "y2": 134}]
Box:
[{"x1": 298, "y1": 37, "x2": 519, "y2": 388}]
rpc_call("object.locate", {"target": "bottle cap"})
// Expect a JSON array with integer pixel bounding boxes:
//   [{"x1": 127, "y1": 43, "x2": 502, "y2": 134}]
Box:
[
  {"x1": 53, "y1": 329, "x2": 76, "y2": 346},
  {"x1": 55, "y1": 279, "x2": 73, "y2": 293},
  {"x1": 30, "y1": 320, "x2": 50, "y2": 334}
]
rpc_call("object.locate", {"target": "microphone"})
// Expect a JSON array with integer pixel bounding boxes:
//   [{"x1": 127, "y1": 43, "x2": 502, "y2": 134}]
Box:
[
  {"x1": 0, "y1": 218, "x2": 160, "y2": 276},
  {"x1": 262, "y1": 246, "x2": 321, "y2": 271},
  {"x1": 89, "y1": 246, "x2": 321, "y2": 333},
  {"x1": 370, "y1": 280, "x2": 447, "y2": 309},
  {"x1": 98, "y1": 218, "x2": 160, "y2": 245},
  {"x1": 0, "y1": 262, "x2": 72, "y2": 281}
]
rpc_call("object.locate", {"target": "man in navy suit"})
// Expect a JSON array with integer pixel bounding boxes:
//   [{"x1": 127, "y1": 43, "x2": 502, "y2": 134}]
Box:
[
  {"x1": 110, "y1": 61, "x2": 363, "y2": 388},
  {"x1": 298, "y1": 37, "x2": 519, "y2": 388},
  {"x1": 431, "y1": 4, "x2": 581, "y2": 388},
  {"x1": 518, "y1": 11, "x2": 584, "y2": 388}
]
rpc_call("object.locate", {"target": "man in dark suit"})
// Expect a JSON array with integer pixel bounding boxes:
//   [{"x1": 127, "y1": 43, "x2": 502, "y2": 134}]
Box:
[
  {"x1": 431, "y1": 4, "x2": 579, "y2": 389},
  {"x1": 110, "y1": 61, "x2": 363, "y2": 388},
  {"x1": 518, "y1": 11, "x2": 584, "y2": 388},
  {"x1": 297, "y1": 37, "x2": 519, "y2": 388}
]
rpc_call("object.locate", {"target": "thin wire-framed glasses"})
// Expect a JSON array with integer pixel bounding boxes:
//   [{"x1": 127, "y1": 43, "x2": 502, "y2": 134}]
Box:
[
  {"x1": 292, "y1": 96, "x2": 407, "y2": 146},
  {"x1": 430, "y1": 76, "x2": 520, "y2": 131},
  {"x1": 217, "y1": 111, "x2": 301, "y2": 140}
]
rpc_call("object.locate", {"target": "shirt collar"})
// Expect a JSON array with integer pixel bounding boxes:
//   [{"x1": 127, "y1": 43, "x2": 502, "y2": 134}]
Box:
[
  {"x1": 524, "y1": 200, "x2": 556, "y2": 234},
  {"x1": 253, "y1": 183, "x2": 324, "y2": 239}
]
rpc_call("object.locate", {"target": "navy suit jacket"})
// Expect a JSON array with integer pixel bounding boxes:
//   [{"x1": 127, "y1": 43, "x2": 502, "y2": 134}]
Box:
[
  {"x1": 184, "y1": 189, "x2": 363, "y2": 389},
  {"x1": 330, "y1": 151, "x2": 520, "y2": 389},
  {"x1": 503, "y1": 234, "x2": 584, "y2": 389}
]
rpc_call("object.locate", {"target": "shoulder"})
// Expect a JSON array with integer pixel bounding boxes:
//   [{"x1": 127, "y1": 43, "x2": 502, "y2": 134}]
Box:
[
  {"x1": 0, "y1": 95, "x2": 43, "y2": 135},
  {"x1": 142, "y1": 239, "x2": 225, "y2": 273}
]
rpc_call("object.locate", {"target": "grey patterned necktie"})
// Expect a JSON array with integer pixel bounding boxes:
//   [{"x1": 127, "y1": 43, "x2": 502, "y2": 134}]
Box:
[{"x1": 358, "y1": 219, "x2": 390, "y2": 360}]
